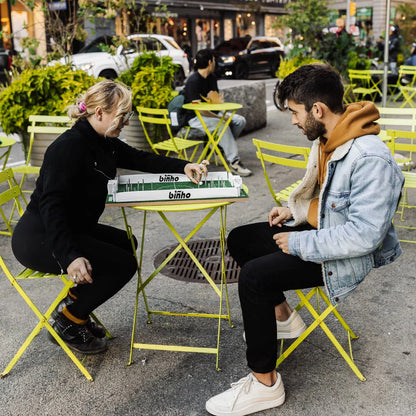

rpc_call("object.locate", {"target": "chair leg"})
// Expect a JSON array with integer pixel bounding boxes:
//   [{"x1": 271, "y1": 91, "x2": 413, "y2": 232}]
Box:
[
  {"x1": 276, "y1": 288, "x2": 366, "y2": 381},
  {"x1": 1, "y1": 279, "x2": 94, "y2": 381}
]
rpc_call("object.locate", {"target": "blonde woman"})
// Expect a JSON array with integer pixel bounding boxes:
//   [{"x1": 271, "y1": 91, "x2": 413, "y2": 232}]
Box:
[{"x1": 12, "y1": 80, "x2": 208, "y2": 354}]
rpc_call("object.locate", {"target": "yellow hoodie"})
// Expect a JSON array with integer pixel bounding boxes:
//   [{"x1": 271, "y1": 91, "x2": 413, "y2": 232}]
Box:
[{"x1": 307, "y1": 101, "x2": 381, "y2": 228}]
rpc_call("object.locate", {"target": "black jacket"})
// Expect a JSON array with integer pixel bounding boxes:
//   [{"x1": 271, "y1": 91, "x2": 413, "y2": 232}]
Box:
[{"x1": 27, "y1": 119, "x2": 188, "y2": 271}]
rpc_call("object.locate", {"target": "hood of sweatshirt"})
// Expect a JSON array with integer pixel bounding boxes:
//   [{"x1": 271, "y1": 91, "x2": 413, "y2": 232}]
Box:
[{"x1": 321, "y1": 101, "x2": 381, "y2": 154}]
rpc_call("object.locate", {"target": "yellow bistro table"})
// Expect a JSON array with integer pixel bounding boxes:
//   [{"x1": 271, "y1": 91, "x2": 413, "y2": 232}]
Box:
[
  {"x1": 182, "y1": 102, "x2": 243, "y2": 172},
  {"x1": 0, "y1": 136, "x2": 16, "y2": 170},
  {"x1": 116, "y1": 188, "x2": 248, "y2": 370}
]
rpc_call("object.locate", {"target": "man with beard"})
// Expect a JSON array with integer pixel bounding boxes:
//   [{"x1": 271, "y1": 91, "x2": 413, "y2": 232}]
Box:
[{"x1": 205, "y1": 64, "x2": 404, "y2": 416}]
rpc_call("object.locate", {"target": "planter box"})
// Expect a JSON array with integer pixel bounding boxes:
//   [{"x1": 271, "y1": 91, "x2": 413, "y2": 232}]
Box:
[
  {"x1": 30, "y1": 132, "x2": 59, "y2": 167},
  {"x1": 121, "y1": 113, "x2": 151, "y2": 152}
]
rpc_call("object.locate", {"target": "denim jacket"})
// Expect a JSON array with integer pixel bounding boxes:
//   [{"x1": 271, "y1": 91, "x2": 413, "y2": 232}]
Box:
[{"x1": 287, "y1": 135, "x2": 404, "y2": 304}]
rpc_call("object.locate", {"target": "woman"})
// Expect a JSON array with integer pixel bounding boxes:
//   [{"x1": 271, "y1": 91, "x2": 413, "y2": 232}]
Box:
[{"x1": 12, "y1": 80, "x2": 208, "y2": 354}]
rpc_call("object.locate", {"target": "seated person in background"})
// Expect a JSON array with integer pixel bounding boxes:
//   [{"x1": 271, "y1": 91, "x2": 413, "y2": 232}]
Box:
[
  {"x1": 205, "y1": 64, "x2": 404, "y2": 416},
  {"x1": 402, "y1": 42, "x2": 416, "y2": 84},
  {"x1": 11, "y1": 79, "x2": 208, "y2": 355},
  {"x1": 182, "y1": 49, "x2": 252, "y2": 177}
]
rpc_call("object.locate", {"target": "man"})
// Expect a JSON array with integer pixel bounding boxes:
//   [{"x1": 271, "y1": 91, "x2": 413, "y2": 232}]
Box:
[
  {"x1": 183, "y1": 49, "x2": 252, "y2": 177},
  {"x1": 205, "y1": 64, "x2": 404, "y2": 416}
]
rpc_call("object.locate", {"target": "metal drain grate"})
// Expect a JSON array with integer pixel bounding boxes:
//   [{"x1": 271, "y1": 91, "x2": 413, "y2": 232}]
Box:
[{"x1": 153, "y1": 238, "x2": 240, "y2": 284}]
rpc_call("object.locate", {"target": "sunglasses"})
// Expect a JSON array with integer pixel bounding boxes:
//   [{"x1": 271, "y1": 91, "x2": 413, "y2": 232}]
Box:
[{"x1": 122, "y1": 111, "x2": 135, "y2": 124}]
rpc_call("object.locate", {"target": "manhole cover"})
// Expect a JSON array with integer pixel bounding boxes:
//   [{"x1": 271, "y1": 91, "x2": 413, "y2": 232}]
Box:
[{"x1": 153, "y1": 238, "x2": 240, "y2": 284}]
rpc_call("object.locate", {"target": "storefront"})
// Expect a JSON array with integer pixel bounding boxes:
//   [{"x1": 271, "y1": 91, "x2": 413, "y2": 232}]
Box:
[{"x1": 144, "y1": 0, "x2": 288, "y2": 57}]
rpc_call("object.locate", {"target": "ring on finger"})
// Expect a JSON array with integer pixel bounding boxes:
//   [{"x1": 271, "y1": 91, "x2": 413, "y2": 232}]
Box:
[{"x1": 72, "y1": 275, "x2": 76, "y2": 281}]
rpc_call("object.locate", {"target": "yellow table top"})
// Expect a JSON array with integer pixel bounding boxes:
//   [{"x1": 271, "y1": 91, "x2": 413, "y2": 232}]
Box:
[
  {"x1": 182, "y1": 102, "x2": 242, "y2": 112},
  {"x1": 0, "y1": 136, "x2": 17, "y2": 148}
]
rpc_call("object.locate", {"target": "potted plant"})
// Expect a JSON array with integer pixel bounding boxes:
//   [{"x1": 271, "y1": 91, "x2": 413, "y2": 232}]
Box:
[
  {"x1": 117, "y1": 52, "x2": 178, "y2": 150},
  {"x1": 0, "y1": 64, "x2": 97, "y2": 164}
]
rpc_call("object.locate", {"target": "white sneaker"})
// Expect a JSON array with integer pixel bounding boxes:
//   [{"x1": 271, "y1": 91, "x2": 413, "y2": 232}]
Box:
[
  {"x1": 243, "y1": 310, "x2": 306, "y2": 341},
  {"x1": 230, "y1": 160, "x2": 252, "y2": 177},
  {"x1": 206, "y1": 372, "x2": 285, "y2": 416},
  {"x1": 276, "y1": 310, "x2": 306, "y2": 339}
]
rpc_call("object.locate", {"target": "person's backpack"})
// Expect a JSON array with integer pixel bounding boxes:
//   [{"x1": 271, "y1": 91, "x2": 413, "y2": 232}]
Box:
[{"x1": 167, "y1": 92, "x2": 187, "y2": 135}]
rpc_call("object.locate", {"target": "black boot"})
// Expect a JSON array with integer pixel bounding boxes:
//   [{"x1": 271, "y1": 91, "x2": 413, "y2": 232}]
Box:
[
  {"x1": 52, "y1": 294, "x2": 106, "y2": 338},
  {"x1": 49, "y1": 312, "x2": 107, "y2": 354}
]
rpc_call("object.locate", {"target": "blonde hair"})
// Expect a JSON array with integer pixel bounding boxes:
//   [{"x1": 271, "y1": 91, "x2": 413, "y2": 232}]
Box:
[{"x1": 67, "y1": 79, "x2": 132, "y2": 134}]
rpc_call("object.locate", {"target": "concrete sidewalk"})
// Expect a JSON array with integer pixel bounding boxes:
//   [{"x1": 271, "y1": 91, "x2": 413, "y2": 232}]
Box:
[{"x1": 0, "y1": 107, "x2": 415, "y2": 416}]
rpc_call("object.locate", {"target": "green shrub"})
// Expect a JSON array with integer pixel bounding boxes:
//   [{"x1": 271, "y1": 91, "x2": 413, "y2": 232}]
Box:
[
  {"x1": 277, "y1": 56, "x2": 323, "y2": 79},
  {"x1": 129, "y1": 53, "x2": 177, "y2": 109},
  {"x1": 0, "y1": 64, "x2": 97, "y2": 136}
]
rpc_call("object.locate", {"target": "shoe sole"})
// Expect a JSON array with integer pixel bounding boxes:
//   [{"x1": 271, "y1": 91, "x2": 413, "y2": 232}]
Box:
[
  {"x1": 47, "y1": 331, "x2": 108, "y2": 355},
  {"x1": 206, "y1": 392, "x2": 285, "y2": 416}
]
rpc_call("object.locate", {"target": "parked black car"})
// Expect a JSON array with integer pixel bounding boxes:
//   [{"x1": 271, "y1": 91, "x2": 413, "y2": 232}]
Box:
[{"x1": 213, "y1": 36, "x2": 285, "y2": 79}]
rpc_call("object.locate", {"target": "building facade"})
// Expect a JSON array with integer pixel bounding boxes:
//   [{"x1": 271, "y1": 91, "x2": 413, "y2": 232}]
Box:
[{"x1": 1, "y1": 1, "x2": 416, "y2": 58}]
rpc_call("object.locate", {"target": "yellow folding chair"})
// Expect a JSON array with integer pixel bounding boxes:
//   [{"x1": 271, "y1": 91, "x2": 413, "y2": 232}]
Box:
[
  {"x1": 276, "y1": 287, "x2": 365, "y2": 381},
  {"x1": 348, "y1": 69, "x2": 382, "y2": 102},
  {"x1": 137, "y1": 107, "x2": 203, "y2": 161},
  {"x1": 376, "y1": 107, "x2": 416, "y2": 144},
  {"x1": 0, "y1": 170, "x2": 112, "y2": 381},
  {"x1": 252, "y1": 138, "x2": 310, "y2": 206},
  {"x1": 385, "y1": 130, "x2": 416, "y2": 243},
  {"x1": 399, "y1": 86, "x2": 416, "y2": 108},
  {"x1": 252, "y1": 140, "x2": 365, "y2": 381},
  {"x1": 392, "y1": 170, "x2": 416, "y2": 243},
  {"x1": 0, "y1": 169, "x2": 25, "y2": 236},
  {"x1": 11, "y1": 115, "x2": 72, "y2": 211},
  {"x1": 388, "y1": 65, "x2": 416, "y2": 103}
]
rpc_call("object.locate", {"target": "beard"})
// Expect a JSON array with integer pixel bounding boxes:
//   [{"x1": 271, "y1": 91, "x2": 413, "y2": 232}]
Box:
[{"x1": 304, "y1": 111, "x2": 327, "y2": 141}]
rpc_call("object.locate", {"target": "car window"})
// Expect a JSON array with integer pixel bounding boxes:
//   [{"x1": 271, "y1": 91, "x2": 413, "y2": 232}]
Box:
[
  {"x1": 268, "y1": 40, "x2": 282, "y2": 48},
  {"x1": 165, "y1": 38, "x2": 181, "y2": 50},
  {"x1": 249, "y1": 40, "x2": 262, "y2": 51},
  {"x1": 123, "y1": 38, "x2": 167, "y2": 55}
]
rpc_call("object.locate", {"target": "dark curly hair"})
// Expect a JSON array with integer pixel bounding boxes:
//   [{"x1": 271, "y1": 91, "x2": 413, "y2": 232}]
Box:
[{"x1": 277, "y1": 64, "x2": 344, "y2": 114}]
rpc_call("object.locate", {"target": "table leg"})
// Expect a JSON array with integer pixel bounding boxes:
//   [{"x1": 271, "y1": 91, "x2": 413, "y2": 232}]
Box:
[
  {"x1": 128, "y1": 205, "x2": 233, "y2": 370},
  {"x1": 195, "y1": 112, "x2": 233, "y2": 172},
  {"x1": 0, "y1": 146, "x2": 12, "y2": 170},
  {"x1": 121, "y1": 207, "x2": 152, "y2": 367}
]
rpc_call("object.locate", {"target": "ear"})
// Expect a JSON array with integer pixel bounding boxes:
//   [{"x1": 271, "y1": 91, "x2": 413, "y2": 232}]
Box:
[
  {"x1": 95, "y1": 106, "x2": 103, "y2": 120},
  {"x1": 312, "y1": 102, "x2": 327, "y2": 119}
]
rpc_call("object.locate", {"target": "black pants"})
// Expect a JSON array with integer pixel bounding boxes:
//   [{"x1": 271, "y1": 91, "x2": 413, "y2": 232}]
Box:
[
  {"x1": 12, "y1": 210, "x2": 137, "y2": 320},
  {"x1": 227, "y1": 222, "x2": 323, "y2": 373}
]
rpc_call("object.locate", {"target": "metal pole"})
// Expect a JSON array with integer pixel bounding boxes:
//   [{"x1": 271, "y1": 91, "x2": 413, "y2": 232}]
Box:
[
  {"x1": 382, "y1": 0, "x2": 391, "y2": 107},
  {"x1": 346, "y1": 0, "x2": 351, "y2": 34}
]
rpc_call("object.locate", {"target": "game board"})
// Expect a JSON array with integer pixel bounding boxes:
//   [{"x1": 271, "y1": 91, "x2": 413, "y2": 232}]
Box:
[{"x1": 106, "y1": 171, "x2": 248, "y2": 206}]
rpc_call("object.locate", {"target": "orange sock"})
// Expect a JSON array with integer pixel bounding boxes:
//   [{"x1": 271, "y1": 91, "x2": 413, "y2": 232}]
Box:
[
  {"x1": 62, "y1": 306, "x2": 88, "y2": 325},
  {"x1": 68, "y1": 289, "x2": 77, "y2": 300}
]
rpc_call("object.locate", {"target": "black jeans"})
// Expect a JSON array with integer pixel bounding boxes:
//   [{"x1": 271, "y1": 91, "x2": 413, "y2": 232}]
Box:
[
  {"x1": 12, "y1": 210, "x2": 137, "y2": 320},
  {"x1": 227, "y1": 222, "x2": 323, "y2": 373}
]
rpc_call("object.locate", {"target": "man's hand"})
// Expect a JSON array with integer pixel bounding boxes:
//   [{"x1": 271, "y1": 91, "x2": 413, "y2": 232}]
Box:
[
  {"x1": 67, "y1": 257, "x2": 93, "y2": 284},
  {"x1": 274, "y1": 232, "x2": 291, "y2": 254},
  {"x1": 268, "y1": 206, "x2": 293, "y2": 227}
]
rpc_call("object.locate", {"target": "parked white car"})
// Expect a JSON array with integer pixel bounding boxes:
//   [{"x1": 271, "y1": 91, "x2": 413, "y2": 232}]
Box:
[{"x1": 60, "y1": 34, "x2": 190, "y2": 87}]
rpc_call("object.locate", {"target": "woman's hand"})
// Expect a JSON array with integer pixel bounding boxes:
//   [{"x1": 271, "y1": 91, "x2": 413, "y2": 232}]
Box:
[
  {"x1": 184, "y1": 160, "x2": 209, "y2": 185},
  {"x1": 268, "y1": 206, "x2": 293, "y2": 227},
  {"x1": 67, "y1": 257, "x2": 93, "y2": 284}
]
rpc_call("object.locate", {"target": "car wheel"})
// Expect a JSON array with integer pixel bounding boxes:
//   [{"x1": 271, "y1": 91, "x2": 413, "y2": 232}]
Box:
[
  {"x1": 172, "y1": 68, "x2": 185, "y2": 88},
  {"x1": 270, "y1": 63, "x2": 279, "y2": 78},
  {"x1": 99, "y1": 69, "x2": 117, "y2": 80},
  {"x1": 235, "y1": 63, "x2": 249, "y2": 79}
]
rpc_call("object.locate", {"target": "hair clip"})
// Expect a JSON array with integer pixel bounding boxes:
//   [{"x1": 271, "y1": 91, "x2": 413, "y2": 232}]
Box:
[{"x1": 78, "y1": 102, "x2": 87, "y2": 113}]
